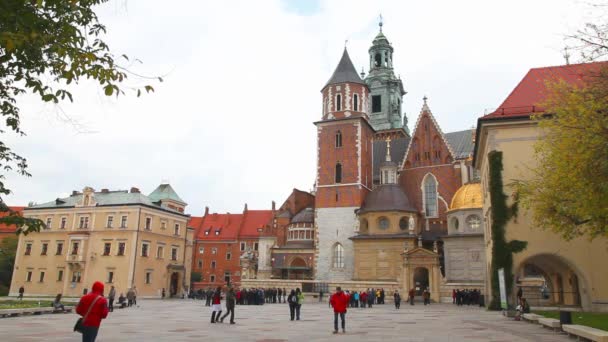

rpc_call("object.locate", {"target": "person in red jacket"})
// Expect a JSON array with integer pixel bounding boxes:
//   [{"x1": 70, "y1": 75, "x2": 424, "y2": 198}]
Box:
[
  {"x1": 329, "y1": 287, "x2": 349, "y2": 334},
  {"x1": 76, "y1": 281, "x2": 109, "y2": 342}
]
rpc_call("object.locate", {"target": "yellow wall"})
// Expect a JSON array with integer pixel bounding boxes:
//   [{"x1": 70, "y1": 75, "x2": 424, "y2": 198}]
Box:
[
  {"x1": 476, "y1": 120, "x2": 608, "y2": 311},
  {"x1": 10, "y1": 204, "x2": 191, "y2": 298}
]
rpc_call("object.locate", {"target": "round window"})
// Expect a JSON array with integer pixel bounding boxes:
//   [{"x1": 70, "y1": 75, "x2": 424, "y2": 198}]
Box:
[
  {"x1": 452, "y1": 217, "x2": 459, "y2": 230},
  {"x1": 378, "y1": 217, "x2": 389, "y2": 230},
  {"x1": 399, "y1": 217, "x2": 409, "y2": 230},
  {"x1": 466, "y1": 215, "x2": 481, "y2": 230}
]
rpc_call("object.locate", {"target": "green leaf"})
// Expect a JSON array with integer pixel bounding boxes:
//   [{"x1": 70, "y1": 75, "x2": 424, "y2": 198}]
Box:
[
  {"x1": 144, "y1": 85, "x2": 154, "y2": 93},
  {"x1": 104, "y1": 85, "x2": 113, "y2": 96},
  {"x1": 41, "y1": 94, "x2": 54, "y2": 102}
]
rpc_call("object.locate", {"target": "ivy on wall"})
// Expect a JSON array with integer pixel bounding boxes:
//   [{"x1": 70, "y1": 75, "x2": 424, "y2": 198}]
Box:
[{"x1": 488, "y1": 151, "x2": 527, "y2": 310}]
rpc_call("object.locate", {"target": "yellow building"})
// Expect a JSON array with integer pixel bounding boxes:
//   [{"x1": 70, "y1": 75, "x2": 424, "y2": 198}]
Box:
[
  {"x1": 9, "y1": 184, "x2": 193, "y2": 298},
  {"x1": 474, "y1": 62, "x2": 608, "y2": 312}
]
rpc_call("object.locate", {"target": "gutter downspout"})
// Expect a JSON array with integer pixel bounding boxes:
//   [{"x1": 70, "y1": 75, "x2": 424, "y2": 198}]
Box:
[{"x1": 131, "y1": 207, "x2": 142, "y2": 287}]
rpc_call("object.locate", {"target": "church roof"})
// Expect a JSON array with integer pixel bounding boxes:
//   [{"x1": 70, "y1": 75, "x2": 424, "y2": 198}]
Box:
[
  {"x1": 148, "y1": 183, "x2": 186, "y2": 205},
  {"x1": 239, "y1": 210, "x2": 274, "y2": 238},
  {"x1": 291, "y1": 207, "x2": 314, "y2": 224},
  {"x1": 359, "y1": 184, "x2": 416, "y2": 214},
  {"x1": 444, "y1": 129, "x2": 475, "y2": 159},
  {"x1": 324, "y1": 48, "x2": 366, "y2": 88},
  {"x1": 373, "y1": 136, "x2": 410, "y2": 183},
  {"x1": 449, "y1": 183, "x2": 482, "y2": 211}
]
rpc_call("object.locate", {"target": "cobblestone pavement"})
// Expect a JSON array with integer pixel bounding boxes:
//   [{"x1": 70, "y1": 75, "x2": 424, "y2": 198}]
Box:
[{"x1": 0, "y1": 299, "x2": 572, "y2": 341}]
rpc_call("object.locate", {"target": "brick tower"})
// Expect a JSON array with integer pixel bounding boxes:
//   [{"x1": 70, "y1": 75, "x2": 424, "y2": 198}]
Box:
[{"x1": 314, "y1": 48, "x2": 374, "y2": 281}]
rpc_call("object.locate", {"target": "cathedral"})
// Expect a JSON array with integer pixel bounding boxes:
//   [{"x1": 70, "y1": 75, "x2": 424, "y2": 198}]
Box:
[{"x1": 256, "y1": 23, "x2": 485, "y2": 302}]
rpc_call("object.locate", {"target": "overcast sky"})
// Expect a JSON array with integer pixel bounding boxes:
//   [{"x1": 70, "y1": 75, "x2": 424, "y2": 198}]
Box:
[{"x1": 4, "y1": 0, "x2": 598, "y2": 215}]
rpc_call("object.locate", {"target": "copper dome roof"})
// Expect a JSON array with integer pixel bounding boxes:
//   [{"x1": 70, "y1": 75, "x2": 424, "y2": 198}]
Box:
[{"x1": 359, "y1": 184, "x2": 416, "y2": 214}]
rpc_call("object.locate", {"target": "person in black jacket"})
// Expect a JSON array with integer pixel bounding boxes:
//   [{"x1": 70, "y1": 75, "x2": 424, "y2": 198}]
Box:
[
  {"x1": 287, "y1": 289, "x2": 297, "y2": 321},
  {"x1": 220, "y1": 287, "x2": 236, "y2": 324}
]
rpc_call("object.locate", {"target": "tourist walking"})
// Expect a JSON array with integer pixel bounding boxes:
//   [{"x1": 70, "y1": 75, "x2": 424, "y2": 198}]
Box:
[
  {"x1": 220, "y1": 287, "x2": 236, "y2": 324},
  {"x1": 162, "y1": 288, "x2": 166, "y2": 299},
  {"x1": 18, "y1": 285, "x2": 24, "y2": 300},
  {"x1": 132, "y1": 286, "x2": 138, "y2": 306},
  {"x1": 287, "y1": 289, "x2": 297, "y2": 321},
  {"x1": 295, "y1": 288, "x2": 304, "y2": 320},
  {"x1": 409, "y1": 288, "x2": 415, "y2": 305},
  {"x1": 107, "y1": 286, "x2": 115, "y2": 312},
  {"x1": 75, "y1": 281, "x2": 108, "y2": 342},
  {"x1": 210, "y1": 286, "x2": 223, "y2": 323},
  {"x1": 330, "y1": 287, "x2": 349, "y2": 334},
  {"x1": 278, "y1": 288, "x2": 282, "y2": 303},
  {"x1": 126, "y1": 288, "x2": 135, "y2": 307},
  {"x1": 423, "y1": 288, "x2": 431, "y2": 305},
  {"x1": 394, "y1": 290, "x2": 401, "y2": 309},
  {"x1": 319, "y1": 289, "x2": 323, "y2": 302}
]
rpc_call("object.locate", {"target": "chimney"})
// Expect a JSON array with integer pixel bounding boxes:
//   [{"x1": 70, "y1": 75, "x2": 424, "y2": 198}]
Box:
[
  {"x1": 204, "y1": 206, "x2": 209, "y2": 216},
  {"x1": 130, "y1": 187, "x2": 140, "y2": 193},
  {"x1": 71, "y1": 190, "x2": 78, "y2": 196},
  {"x1": 101, "y1": 189, "x2": 109, "y2": 193},
  {"x1": 272, "y1": 200, "x2": 276, "y2": 211},
  {"x1": 243, "y1": 203, "x2": 248, "y2": 213}
]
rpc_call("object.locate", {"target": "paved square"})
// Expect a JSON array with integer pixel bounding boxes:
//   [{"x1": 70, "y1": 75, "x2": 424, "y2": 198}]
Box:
[{"x1": 0, "y1": 299, "x2": 572, "y2": 341}]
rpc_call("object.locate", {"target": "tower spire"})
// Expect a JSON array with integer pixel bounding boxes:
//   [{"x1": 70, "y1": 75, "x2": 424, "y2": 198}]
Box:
[{"x1": 379, "y1": 14, "x2": 383, "y2": 32}]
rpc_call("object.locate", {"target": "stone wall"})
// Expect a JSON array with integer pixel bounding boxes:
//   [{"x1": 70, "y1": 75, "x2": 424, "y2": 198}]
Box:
[
  {"x1": 442, "y1": 234, "x2": 485, "y2": 283},
  {"x1": 315, "y1": 207, "x2": 359, "y2": 281}
]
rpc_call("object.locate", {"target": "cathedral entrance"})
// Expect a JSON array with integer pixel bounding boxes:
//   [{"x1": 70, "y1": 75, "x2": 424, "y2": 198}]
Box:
[{"x1": 413, "y1": 267, "x2": 429, "y2": 296}]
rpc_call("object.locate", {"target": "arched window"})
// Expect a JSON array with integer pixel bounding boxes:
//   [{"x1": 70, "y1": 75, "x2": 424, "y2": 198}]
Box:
[
  {"x1": 335, "y1": 131, "x2": 342, "y2": 148},
  {"x1": 374, "y1": 53, "x2": 381, "y2": 67},
  {"x1": 353, "y1": 94, "x2": 359, "y2": 111},
  {"x1": 423, "y1": 174, "x2": 438, "y2": 217},
  {"x1": 336, "y1": 94, "x2": 342, "y2": 111},
  {"x1": 333, "y1": 243, "x2": 344, "y2": 268},
  {"x1": 335, "y1": 163, "x2": 342, "y2": 183}
]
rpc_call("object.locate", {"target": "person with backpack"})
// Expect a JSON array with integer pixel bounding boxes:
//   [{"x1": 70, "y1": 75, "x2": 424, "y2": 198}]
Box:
[
  {"x1": 330, "y1": 287, "x2": 349, "y2": 334},
  {"x1": 295, "y1": 288, "x2": 304, "y2": 320},
  {"x1": 75, "y1": 281, "x2": 109, "y2": 342},
  {"x1": 287, "y1": 289, "x2": 297, "y2": 321},
  {"x1": 210, "y1": 286, "x2": 222, "y2": 323},
  {"x1": 394, "y1": 290, "x2": 401, "y2": 309}
]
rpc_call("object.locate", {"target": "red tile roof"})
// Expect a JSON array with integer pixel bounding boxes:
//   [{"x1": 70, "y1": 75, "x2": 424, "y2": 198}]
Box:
[
  {"x1": 188, "y1": 216, "x2": 203, "y2": 229},
  {"x1": 0, "y1": 206, "x2": 25, "y2": 234},
  {"x1": 239, "y1": 210, "x2": 274, "y2": 238},
  {"x1": 196, "y1": 213, "x2": 243, "y2": 241},
  {"x1": 484, "y1": 61, "x2": 608, "y2": 119}
]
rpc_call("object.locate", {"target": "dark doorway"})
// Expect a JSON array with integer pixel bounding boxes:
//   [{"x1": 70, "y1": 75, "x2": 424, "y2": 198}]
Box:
[
  {"x1": 413, "y1": 267, "x2": 429, "y2": 296},
  {"x1": 170, "y1": 272, "x2": 179, "y2": 297}
]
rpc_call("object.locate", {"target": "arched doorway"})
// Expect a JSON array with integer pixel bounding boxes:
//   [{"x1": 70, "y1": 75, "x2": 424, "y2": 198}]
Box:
[
  {"x1": 288, "y1": 257, "x2": 309, "y2": 280},
  {"x1": 170, "y1": 272, "x2": 179, "y2": 297},
  {"x1": 516, "y1": 254, "x2": 584, "y2": 308},
  {"x1": 413, "y1": 267, "x2": 429, "y2": 296}
]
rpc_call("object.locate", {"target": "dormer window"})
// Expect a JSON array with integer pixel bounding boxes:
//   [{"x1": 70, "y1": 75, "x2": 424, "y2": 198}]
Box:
[
  {"x1": 214, "y1": 228, "x2": 221, "y2": 236},
  {"x1": 205, "y1": 228, "x2": 211, "y2": 236}
]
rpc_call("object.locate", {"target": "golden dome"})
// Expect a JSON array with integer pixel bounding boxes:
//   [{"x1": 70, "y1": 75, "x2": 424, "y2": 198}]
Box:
[{"x1": 450, "y1": 183, "x2": 482, "y2": 211}]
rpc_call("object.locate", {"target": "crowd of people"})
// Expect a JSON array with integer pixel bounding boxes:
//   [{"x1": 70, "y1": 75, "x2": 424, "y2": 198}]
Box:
[
  {"x1": 452, "y1": 288, "x2": 483, "y2": 306},
  {"x1": 191, "y1": 287, "x2": 291, "y2": 306}
]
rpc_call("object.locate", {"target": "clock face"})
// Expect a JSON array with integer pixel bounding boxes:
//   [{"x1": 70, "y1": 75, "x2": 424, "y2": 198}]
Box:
[
  {"x1": 379, "y1": 217, "x2": 389, "y2": 230},
  {"x1": 466, "y1": 215, "x2": 481, "y2": 230}
]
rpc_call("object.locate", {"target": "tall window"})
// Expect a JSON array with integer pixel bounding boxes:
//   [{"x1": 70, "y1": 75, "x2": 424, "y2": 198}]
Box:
[
  {"x1": 60, "y1": 217, "x2": 67, "y2": 229},
  {"x1": 57, "y1": 269, "x2": 63, "y2": 281},
  {"x1": 353, "y1": 94, "x2": 359, "y2": 111},
  {"x1": 71, "y1": 242, "x2": 79, "y2": 255},
  {"x1": 372, "y1": 95, "x2": 381, "y2": 113},
  {"x1": 25, "y1": 243, "x2": 32, "y2": 255},
  {"x1": 107, "y1": 271, "x2": 114, "y2": 283},
  {"x1": 26, "y1": 271, "x2": 32, "y2": 282},
  {"x1": 45, "y1": 217, "x2": 52, "y2": 229},
  {"x1": 240, "y1": 242, "x2": 245, "y2": 251},
  {"x1": 103, "y1": 243, "x2": 111, "y2": 256},
  {"x1": 171, "y1": 247, "x2": 178, "y2": 261},
  {"x1": 145, "y1": 272, "x2": 152, "y2": 284},
  {"x1": 157, "y1": 246, "x2": 164, "y2": 259},
  {"x1": 120, "y1": 215, "x2": 128, "y2": 228},
  {"x1": 39, "y1": 271, "x2": 45, "y2": 282},
  {"x1": 71, "y1": 271, "x2": 81, "y2": 283},
  {"x1": 174, "y1": 224, "x2": 180, "y2": 236},
  {"x1": 423, "y1": 174, "x2": 438, "y2": 217},
  {"x1": 336, "y1": 94, "x2": 342, "y2": 111},
  {"x1": 335, "y1": 163, "x2": 342, "y2": 183},
  {"x1": 210, "y1": 275, "x2": 216, "y2": 283},
  {"x1": 333, "y1": 243, "x2": 344, "y2": 268},
  {"x1": 226, "y1": 252, "x2": 231, "y2": 260},
  {"x1": 141, "y1": 243, "x2": 149, "y2": 257},
  {"x1": 41, "y1": 243, "x2": 48, "y2": 255},
  {"x1": 335, "y1": 131, "x2": 342, "y2": 148},
  {"x1": 107, "y1": 216, "x2": 114, "y2": 228},
  {"x1": 211, "y1": 260, "x2": 216, "y2": 269},
  {"x1": 79, "y1": 216, "x2": 89, "y2": 229},
  {"x1": 56, "y1": 242, "x2": 63, "y2": 255},
  {"x1": 117, "y1": 242, "x2": 126, "y2": 256},
  {"x1": 145, "y1": 217, "x2": 152, "y2": 230}
]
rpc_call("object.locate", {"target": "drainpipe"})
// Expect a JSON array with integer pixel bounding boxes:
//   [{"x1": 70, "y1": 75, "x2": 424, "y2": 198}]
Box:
[{"x1": 131, "y1": 208, "x2": 142, "y2": 287}]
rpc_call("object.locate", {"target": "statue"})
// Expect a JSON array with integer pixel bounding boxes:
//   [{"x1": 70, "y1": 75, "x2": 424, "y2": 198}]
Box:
[
  {"x1": 408, "y1": 216, "x2": 415, "y2": 232},
  {"x1": 240, "y1": 247, "x2": 257, "y2": 280}
]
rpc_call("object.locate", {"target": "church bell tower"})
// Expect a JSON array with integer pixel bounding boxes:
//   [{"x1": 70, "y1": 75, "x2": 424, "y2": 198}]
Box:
[{"x1": 314, "y1": 48, "x2": 374, "y2": 281}]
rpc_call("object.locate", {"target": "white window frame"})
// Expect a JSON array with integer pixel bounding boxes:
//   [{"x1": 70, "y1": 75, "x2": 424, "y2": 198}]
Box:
[
  {"x1": 171, "y1": 247, "x2": 178, "y2": 261},
  {"x1": 120, "y1": 215, "x2": 128, "y2": 228},
  {"x1": 174, "y1": 223, "x2": 180, "y2": 236},
  {"x1": 198, "y1": 247, "x2": 204, "y2": 254},
  {"x1": 45, "y1": 217, "x2": 52, "y2": 229},
  {"x1": 106, "y1": 215, "x2": 114, "y2": 228},
  {"x1": 145, "y1": 217, "x2": 152, "y2": 230},
  {"x1": 422, "y1": 173, "x2": 439, "y2": 218},
  {"x1": 333, "y1": 243, "x2": 344, "y2": 269},
  {"x1": 141, "y1": 242, "x2": 149, "y2": 257},
  {"x1": 60, "y1": 217, "x2": 67, "y2": 229}
]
